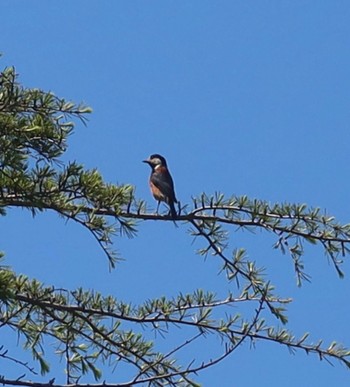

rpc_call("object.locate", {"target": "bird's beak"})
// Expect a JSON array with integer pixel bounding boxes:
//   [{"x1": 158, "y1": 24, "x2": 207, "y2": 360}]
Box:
[{"x1": 143, "y1": 159, "x2": 150, "y2": 164}]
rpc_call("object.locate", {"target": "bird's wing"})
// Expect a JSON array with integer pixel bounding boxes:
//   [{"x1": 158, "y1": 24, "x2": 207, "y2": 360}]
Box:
[{"x1": 151, "y1": 169, "x2": 177, "y2": 203}]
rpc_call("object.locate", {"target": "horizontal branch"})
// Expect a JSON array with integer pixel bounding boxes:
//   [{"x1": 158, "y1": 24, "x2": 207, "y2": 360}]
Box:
[
  {"x1": 3, "y1": 197, "x2": 350, "y2": 245},
  {"x1": 14, "y1": 293, "x2": 287, "y2": 324}
]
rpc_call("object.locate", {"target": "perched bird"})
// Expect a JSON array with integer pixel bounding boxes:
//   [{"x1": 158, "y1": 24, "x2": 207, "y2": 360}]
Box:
[{"x1": 143, "y1": 154, "x2": 178, "y2": 218}]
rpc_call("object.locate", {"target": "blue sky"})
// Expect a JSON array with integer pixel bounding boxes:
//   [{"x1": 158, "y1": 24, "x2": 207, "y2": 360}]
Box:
[{"x1": 1, "y1": 1, "x2": 350, "y2": 386}]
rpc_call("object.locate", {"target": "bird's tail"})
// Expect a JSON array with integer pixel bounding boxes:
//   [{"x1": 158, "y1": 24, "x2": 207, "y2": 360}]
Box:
[{"x1": 169, "y1": 201, "x2": 177, "y2": 219}]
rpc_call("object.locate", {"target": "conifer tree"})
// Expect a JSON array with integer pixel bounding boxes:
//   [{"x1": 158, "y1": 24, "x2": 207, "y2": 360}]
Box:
[{"x1": 1, "y1": 66, "x2": 350, "y2": 386}]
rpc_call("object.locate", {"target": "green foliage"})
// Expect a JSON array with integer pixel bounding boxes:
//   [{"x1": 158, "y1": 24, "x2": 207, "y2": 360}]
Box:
[
  {"x1": 0, "y1": 67, "x2": 137, "y2": 268},
  {"x1": 1, "y1": 65, "x2": 350, "y2": 387},
  {"x1": 190, "y1": 193, "x2": 349, "y2": 286},
  {"x1": 0, "y1": 66, "x2": 89, "y2": 166}
]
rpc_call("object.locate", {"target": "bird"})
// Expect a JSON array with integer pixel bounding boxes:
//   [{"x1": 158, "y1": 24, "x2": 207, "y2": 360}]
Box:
[{"x1": 143, "y1": 154, "x2": 178, "y2": 218}]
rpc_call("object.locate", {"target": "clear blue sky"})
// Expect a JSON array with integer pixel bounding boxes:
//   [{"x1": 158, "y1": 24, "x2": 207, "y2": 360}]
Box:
[{"x1": 2, "y1": 1, "x2": 350, "y2": 386}]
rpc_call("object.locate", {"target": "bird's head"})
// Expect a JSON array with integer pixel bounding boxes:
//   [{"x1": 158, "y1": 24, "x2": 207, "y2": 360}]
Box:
[{"x1": 143, "y1": 154, "x2": 167, "y2": 169}]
